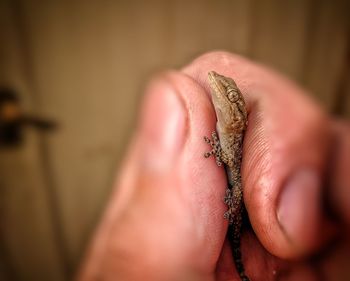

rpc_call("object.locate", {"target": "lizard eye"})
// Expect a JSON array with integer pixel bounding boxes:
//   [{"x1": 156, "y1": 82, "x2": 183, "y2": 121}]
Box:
[{"x1": 227, "y1": 90, "x2": 238, "y2": 102}]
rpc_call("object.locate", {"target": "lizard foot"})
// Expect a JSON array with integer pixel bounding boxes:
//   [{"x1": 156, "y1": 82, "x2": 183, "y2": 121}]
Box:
[{"x1": 204, "y1": 131, "x2": 223, "y2": 166}]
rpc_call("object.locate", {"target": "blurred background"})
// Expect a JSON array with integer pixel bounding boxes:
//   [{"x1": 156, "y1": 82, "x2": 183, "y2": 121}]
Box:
[{"x1": 0, "y1": 0, "x2": 349, "y2": 280}]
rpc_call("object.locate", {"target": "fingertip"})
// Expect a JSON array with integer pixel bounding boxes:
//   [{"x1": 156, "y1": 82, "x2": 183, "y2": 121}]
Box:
[
  {"x1": 140, "y1": 71, "x2": 230, "y2": 266},
  {"x1": 139, "y1": 70, "x2": 229, "y2": 230},
  {"x1": 138, "y1": 73, "x2": 188, "y2": 174},
  {"x1": 276, "y1": 168, "x2": 323, "y2": 255},
  {"x1": 164, "y1": 70, "x2": 229, "y2": 226},
  {"x1": 243, "y1": 98, "x2": 334, "y2": 260}
]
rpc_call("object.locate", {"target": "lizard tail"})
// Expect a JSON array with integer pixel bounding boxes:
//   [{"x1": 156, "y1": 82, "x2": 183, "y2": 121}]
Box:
[{"x1": 228, "y1": 220, "x2": 250, "y2": 281}]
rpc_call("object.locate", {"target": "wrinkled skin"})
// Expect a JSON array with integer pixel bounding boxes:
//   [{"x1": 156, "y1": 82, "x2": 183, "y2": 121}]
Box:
[{"x1": 78, "y1": 52, "x2": 350, "y2": 281}]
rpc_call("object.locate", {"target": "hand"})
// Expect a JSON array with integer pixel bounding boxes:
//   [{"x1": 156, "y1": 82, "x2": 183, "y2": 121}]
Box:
[{"x1": 78, "y1": 52, "x2": 350, "y2": 281}]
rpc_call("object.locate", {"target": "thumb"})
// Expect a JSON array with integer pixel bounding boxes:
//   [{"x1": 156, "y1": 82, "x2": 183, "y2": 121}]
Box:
[{"x1": 78, "y1": 71, "x2": 227, "y2": 280}]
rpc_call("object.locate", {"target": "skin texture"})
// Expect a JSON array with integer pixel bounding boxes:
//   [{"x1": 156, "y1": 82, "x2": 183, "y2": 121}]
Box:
[
  {"x1": 78, "y1": 51, "x2": 350, "y2": 281},
  {"x1": 204, "y1": 71, "x2": 249, "y2": 280}
]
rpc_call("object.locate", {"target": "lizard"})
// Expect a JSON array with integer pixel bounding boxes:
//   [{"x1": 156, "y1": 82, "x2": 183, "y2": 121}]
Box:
[{"x1": 204, "y1": 71, "x2": 249, "y2": 281}]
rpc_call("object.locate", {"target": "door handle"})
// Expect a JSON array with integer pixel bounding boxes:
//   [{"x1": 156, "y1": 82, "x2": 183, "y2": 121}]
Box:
[{"x1": 0, "y1": 88, "x2": 57, "y2": 146}]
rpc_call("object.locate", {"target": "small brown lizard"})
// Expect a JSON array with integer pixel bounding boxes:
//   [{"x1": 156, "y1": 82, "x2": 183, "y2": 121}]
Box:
[{"x1": 204, "y1": 71, "x2": 249, "y2": 281}]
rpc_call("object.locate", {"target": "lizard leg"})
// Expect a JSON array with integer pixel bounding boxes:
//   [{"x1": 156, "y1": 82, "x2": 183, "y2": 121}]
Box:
[
  {"x1": 204, "y1": 131, "x2": 223, "y2": 166},
  {"x1": 204, "y1": 132, "x2": 237, "y2": 224}
]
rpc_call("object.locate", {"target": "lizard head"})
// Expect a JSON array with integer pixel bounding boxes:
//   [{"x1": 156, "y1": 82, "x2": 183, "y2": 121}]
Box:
[{"x1": 208, "y1": 71, "x2": 247, "y2": 133}]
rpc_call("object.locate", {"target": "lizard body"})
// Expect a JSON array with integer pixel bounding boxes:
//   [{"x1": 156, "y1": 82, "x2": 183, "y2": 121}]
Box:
[{"x1": 204, "y1": 71, "x2": 249, "y2": 281}]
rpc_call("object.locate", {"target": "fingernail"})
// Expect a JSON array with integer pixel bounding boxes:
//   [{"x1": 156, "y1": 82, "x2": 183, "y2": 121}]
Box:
[
  {"x1": 140, "y1": 79, "x2": 186, "y2": 172},
  {"x1": 277, "y1": 168, "x2": 321, "y2": 250}
]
